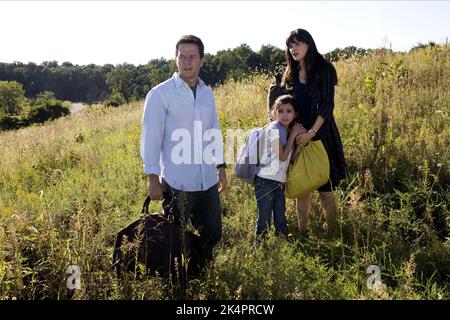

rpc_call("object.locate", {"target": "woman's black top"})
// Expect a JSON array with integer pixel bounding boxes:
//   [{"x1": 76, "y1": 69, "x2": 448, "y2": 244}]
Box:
[
  {"x1": 291, "y1": 67, "x2": 348, "y2": 185},
  {"x1": 292, "y1": 80, "x2": 314, "y2": 130}
]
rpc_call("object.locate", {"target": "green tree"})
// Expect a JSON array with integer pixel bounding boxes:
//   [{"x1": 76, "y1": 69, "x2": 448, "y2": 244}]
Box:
[
  {"x1": 106, "y1": 64, "x2": 135, "y2": 101},
  {"x1": 324, "y1": 46, "x2": 372, "y2": 62},
  {"x1": 0, "y1": 80, "x2": 26, "y2": 115},
  {"x1": 410, "y1": 41, "x2": 438, "y2": 51},
  {"x1": 27, "y1": 91, "x2": 70, "y2": 123},
  {"x1": 147, "y1": 58, "x2": 174, "y2": 87},
  {"x1": 104, "y1": 92, "x2": 126, "y2": 107},
  {"x1": 258, "y1": 44, "x2": 285, "y2": 74}
]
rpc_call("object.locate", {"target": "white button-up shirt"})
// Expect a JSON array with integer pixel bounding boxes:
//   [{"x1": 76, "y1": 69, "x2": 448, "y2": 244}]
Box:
[{"x1": 140, "y1": 72, "x2": 224, "y2": 192}]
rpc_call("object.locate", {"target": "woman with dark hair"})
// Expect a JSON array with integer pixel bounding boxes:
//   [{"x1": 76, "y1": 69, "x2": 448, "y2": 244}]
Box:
[{"x1": 280, "y1": 28, "x2": 347, "y2": 234}]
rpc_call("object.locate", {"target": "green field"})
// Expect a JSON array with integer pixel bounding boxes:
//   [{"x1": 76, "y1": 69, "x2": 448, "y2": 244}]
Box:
[{"x1": 0, "y1": 46, "x2": 449, "y2": 299}]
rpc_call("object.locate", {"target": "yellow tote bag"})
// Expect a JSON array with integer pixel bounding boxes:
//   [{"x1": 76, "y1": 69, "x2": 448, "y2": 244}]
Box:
[{"x1": 286, "y1": 140, "x2": 330, "y2": 199}]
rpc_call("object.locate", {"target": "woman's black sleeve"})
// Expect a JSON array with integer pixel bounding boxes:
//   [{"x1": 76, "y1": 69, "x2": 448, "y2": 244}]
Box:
[{"x1": 317, "y1": 65, "x2": 335, "y2": 121}]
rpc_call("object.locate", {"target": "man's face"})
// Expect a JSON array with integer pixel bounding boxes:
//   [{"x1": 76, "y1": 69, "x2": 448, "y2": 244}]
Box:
[{"x1": 176, "y1": 43, "x2": 204, "y2": 84}]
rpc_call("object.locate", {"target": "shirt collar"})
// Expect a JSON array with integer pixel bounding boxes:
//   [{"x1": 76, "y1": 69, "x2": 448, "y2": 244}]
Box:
[
  {"x1": 172, "y1": 72, "x2": 205, "y2": 88},
  {"x1": 271, "y1": 120, "x2": 288, "y2": 132}
]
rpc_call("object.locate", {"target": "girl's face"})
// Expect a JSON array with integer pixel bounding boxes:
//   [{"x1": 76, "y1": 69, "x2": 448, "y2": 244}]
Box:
[
  {"x1": 274, "y1": 103, "x2": 297, "y2": 127},
  {"x1": 288, "y1": 41, "x2": 309, "y2": 62}
]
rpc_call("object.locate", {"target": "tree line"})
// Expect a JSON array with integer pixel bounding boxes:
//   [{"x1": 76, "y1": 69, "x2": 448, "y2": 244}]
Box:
[
  {"x1": 0, "y1": 44, "x2": 374, "y2": 107},
  {"x1": 2, "y1": 41, "x2": 438, "y2": 131}
]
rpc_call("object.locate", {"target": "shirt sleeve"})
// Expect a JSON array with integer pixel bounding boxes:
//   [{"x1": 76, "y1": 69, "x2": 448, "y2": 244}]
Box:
[
  {"x1": 277, "y1": 123, "x2": 288, "y2": 146},
  {"x1": 140, "y1": 89, "x2": 167, "y2": 175},
  {"x1": 317, "y1": 64, "x2": 336, "y2": 121}
]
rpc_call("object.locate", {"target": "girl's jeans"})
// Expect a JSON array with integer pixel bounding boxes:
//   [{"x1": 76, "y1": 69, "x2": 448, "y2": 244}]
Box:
[{"x1": 254, "y1": 175, "x2": 288, "y2": 238}]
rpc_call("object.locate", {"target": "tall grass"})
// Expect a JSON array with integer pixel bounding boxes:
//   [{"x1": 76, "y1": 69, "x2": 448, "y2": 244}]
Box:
[{"x1": 0, "y1": 47, "x2": 449, "y2": 299}]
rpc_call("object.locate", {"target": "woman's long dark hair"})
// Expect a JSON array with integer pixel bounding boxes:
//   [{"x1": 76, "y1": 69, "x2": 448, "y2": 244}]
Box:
[{"x1": 281, "y1": 29, "x2": 338, "y2": 91}]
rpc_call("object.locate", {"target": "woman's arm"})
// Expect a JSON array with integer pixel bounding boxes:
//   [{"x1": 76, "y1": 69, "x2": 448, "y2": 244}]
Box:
[{"x1": 317, "y1": 63, "x2": 336, "y2": 121}]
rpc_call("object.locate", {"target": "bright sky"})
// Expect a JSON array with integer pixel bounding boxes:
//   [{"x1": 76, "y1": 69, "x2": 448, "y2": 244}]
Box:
[{"x1": 1, "y1": 1, "x2": 449, "y2": 66}]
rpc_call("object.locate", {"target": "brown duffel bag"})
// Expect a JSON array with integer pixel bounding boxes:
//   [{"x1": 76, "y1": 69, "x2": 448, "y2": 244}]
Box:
[{"x1": 112, "y1": 196, "x2": 201, "y2": 279}]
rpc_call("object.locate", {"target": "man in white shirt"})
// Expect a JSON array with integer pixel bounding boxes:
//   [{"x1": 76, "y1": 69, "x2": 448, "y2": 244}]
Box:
[{"x1": 140, "y1": 35, "x2": 226, "y2": 268}]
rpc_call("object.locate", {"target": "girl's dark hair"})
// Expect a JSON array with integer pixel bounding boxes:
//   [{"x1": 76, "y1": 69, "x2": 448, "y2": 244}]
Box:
[
  {"x1": 176, "y1": 35, "x2": 204, "y2": 59},
  {"x1": 271, "y1": 94, "x2": 299, "y2": 118},
  {"x1": 281, "y1": 29, "x2": 337, "y2": 90}
]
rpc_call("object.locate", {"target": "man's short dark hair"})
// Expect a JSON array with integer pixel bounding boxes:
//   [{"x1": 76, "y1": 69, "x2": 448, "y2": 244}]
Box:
[{"x1": 176, "y1": 35, "x2": 204, "y2": 59}]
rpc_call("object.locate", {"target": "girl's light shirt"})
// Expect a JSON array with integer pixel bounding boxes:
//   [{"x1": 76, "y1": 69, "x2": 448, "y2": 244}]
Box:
[{"x1": 256, "y1": 121, "x2": 291, "y2": 183}]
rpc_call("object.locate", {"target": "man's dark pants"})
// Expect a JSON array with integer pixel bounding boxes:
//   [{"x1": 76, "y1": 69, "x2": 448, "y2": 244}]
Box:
[{"x1": 161, "y1": 179, "x2": 222, "y2": 267}]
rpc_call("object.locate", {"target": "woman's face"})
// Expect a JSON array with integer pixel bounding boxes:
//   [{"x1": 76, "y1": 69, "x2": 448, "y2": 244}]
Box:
[{"x1": 288, "y1": 41, "x2": 309, "y2": 62}]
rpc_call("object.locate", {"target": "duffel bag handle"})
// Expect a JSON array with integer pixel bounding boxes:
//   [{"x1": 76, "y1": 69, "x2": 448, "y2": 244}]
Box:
[
  {"x1": 141, "y1": 196, "x2": 151, "y2": 214},
  {"x1": 141, "y1": 196, "x2": 175, "y2": 223}
]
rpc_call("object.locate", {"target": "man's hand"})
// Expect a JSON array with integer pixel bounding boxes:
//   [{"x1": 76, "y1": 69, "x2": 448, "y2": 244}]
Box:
[
  {"x1": 148, "y1": 174, "x2": 163, "y2": 200},
  {"x1": 217, "y1": 167, "x2": 227, "y2": 193}
]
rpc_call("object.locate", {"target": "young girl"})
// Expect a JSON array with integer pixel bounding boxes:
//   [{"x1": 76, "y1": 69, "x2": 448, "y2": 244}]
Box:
[{"x1": 254, "y1": 94, "x2": 306, "y2": 240}]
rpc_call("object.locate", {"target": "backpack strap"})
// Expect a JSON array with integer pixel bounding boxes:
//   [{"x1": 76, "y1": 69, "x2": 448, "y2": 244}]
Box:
[
  {"x1": 257, "y1": 133, "x2": 260, "y2": 167},
  {"x1": 257, "y1": 125, "x2": 270, "y2": 167}
]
